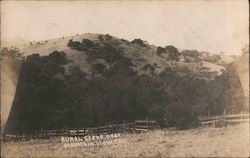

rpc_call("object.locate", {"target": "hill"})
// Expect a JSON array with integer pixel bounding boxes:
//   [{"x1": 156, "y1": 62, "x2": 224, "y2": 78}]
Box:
[
  {"x1": 2, "y1": 33, "x2": 247, "y2": 133},
  {"x1": 15, "y1": 33, "x2": 232, "y2": 79}
]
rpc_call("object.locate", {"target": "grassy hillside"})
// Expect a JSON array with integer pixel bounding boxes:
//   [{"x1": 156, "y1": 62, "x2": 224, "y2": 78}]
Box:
[
  {"x1": 2, "y1": 33, "x2": 247, "y2": 133},
  {"x1": 2, "y1": 123, "x2": 249, "y2": 157},
  {"x1": 16, "y1": 33, "x2": 231, "y2": 79}
]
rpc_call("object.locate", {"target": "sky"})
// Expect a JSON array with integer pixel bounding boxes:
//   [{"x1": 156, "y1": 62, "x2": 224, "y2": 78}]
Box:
[{"x1": 1, "y1": 0, "x2": 249, "y2": 55}]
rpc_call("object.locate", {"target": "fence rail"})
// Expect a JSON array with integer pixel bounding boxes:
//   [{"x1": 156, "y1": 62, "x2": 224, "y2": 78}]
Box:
[
  {"x1": 199, "y1": 113, "x2": 249, "y2": 127},
  {"x1": 135, "y1": 118, "x2": 157, "y2": 131},
  {"x1": 199, "y1": 113, "x2": 249, "y2": 121},
  {"x1": 4, "y1": 118, "x2": 157, "y2": 142}
]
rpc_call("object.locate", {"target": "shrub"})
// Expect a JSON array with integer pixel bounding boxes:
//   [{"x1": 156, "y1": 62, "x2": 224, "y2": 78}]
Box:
[
  {"x1": 98, "y1": 35, "x2": 104, "y2": 41},
  {"x1": 143, "y1": 64, "x2": 155, "y2": 74},
  {"x1": 48, "y1": 51, "x2": 68, "y2": 65},
  {"x1": 156, "y1": 47, "x2": 165, "y2": 56},
  {"x1": 82, "y1": 39, "x2": 95, "y2": 49},
  {"x1": 132, "y1": 39, "x2": 147, "y2": 47},
  {"x1": 121, "y1": 39, "x2": 128, "y2": 42},
  {"x1": 182, "y1": 50, "x2": 201, "y2": 63},
  {"x1": 67, "y1": 40, "x2": 81, "y2": 49},
  {"x1": 165, "y1": 45, "x2": 180, "y2": 61},
  {"x1": 92, "y1": 63, "x2": 106, "y2": 74},
  {"x1": 101, "y1": 44, "x2": 121, "y2": 63},
  {"x1": 104, "y1": 34, "x2": 112, "y2": 40}
]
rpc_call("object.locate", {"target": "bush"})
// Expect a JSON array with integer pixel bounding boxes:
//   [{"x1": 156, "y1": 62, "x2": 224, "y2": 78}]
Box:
[
  {"x1": 67, "y1": 40, "x2": 81, "y2": 49},
  {"x1": 164, "y1": 46, "x2": 180, "y2": 61},
  {"x1": 156, "y1": 46, "x2": 180, "y2": 61},
  {"x1": 48, "y1": 51, "x2": 68, "y2": 65},
  {"x1": 101, "y1": 44, "x2": 121, "y2": 63},
  {"x1": 143, "y1": 64, "x2": 155, "y2": 74},
  {"x1": 156, "y1": 47, "x2": 165, "y2": 56},
  {"x1": 98, "y1": 35, "x2": 104, "y2": 41},
  {"x1": 104, "y1": 34, "x2": 112, "y2": 40},
  {"x1": 92, "y1": 63, "x2": 106, "y2": 74},
  {"x1": 182, "y1": 50, "x2": 201, "y2": 63},
  {"x1": 121, "y1": 39, "x2": 128, "y2": 43},
  {"x1": 82, "y1": 39, "x2": 95, "y2": 49},
  {"x1": 132, "y1": 39, "x2": 147, "y2": 47},
  {"x1": 86, "y1": 43, "x2": 122, "y2": 64}
]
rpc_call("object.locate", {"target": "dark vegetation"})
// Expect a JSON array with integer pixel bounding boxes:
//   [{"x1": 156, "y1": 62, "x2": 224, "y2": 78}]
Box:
[
  {"x1": 1, "y1": 47, "x2": 24, "y2": 64},
  {"x1": 156, "y1": 46, "x2": 180, "y2": 61},
  {"x1": 181, "y1": 50, "x2": 201, "y2": 63},
  {"x1": 104, "y1": 34, "x2": 112, "y2": 40},
  {"x1": 132, "y1": 39, "x2": 147, "y2": 47},
  {"x1": 67, "y1": 40, "x2": 81, "y2": 50},
  {"x1": 0, "y1": 47, "x2": 24, "y2": 80},
  {"x1": 68, "y1": 39, "x2": 95, "y2": 51},
  {"x1": 4, "y1": 37, "x2": 247, "y2": 134},
  {"x1": 82, "y1": 39, "x2": 95, "y2": 49}
]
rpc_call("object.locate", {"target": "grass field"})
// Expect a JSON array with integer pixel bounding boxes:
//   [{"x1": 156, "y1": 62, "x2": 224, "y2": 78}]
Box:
[{"x1": 1, "y1": 123, "x2": 249, "y2": 158}]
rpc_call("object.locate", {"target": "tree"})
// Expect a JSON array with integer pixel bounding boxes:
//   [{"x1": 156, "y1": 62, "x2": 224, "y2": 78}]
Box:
[
  {"x1": 156, "y1": 47, "x2": 165, "y2": 56},
  {"x1": 6, "y1": 51, "x2": 70, "y2": 132},
  {"x1": 165, "y1": 45, "x2": 180, "y2": 61},
  {"x1": 98, "y1": 35, "x2": 104, "y2": 41},
  {"x1": 67, "y1": 40, "x2": 81, "y2": 49},
  {"x1": 132, "y1": 39, "x2": 147, "y2": 47},
  {"x1": 92, "y1": 63, "x2": 106, "y2": 74},
  {"x1": 82, "y1": 39, "x2": 95, "y2": 49},
  {"x1": 182, "y1": 50, "x2": 201, "y2": 63},
  {"x1": 48, "y1": 51, "x2": 68, "y2": 65},
  {"x1": 142, "y1": 64, "x2": 155, "y2": 75},
  {"x1": 104, "y1": 34, "x2": 112, "y2": 40},
  {"x1": 0, "y1": 47, "x2": 24, "y2": 74}
]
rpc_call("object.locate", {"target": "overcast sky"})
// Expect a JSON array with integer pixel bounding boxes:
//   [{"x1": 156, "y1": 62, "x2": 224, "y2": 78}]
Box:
[{"x1": 1, "y1": 1, "x2": 249, "y2": 55}]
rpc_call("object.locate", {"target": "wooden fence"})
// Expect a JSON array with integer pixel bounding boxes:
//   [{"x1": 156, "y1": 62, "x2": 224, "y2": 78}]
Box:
[
  {"x1": 135, "y1": 118, "x2": 157, "y2": 131},
  {"x1": 3, "y1": 118, "x2": 157, "y2": 141},
  {"x1": 199, "y1": 113, "x2": 249, "y2": 128}
]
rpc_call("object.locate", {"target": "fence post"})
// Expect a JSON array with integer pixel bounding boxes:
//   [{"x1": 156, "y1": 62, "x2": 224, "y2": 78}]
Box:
[
  {"x1": 223, "y1": 109, "x2": 226, "y2": 127},
  {"x1": 67, "y1": 128, "x2": 69, "y2": 137},
  {"x1": 15, "y1": 132, "x2": 17, "y2": 141},
  {"x1": 44, "y1": 130, "x2": 46, "y2": 138},
  {"x1": 123, "y1": 121, "x2": 126, "y2": 134},
  {"x1": 89, "y1": 127, "x2": 92, "y2": 135},
  {"x1": 30, "y1": 132, "x2": 32, "y2": 140},
  {"x1": 110, "y1": 124, "x2": 113, "y2": 134},
  {"x1": 105, "y1": 125, "x2": 107, "y2": 134},
  {"x1": 146, "y1": 117, "x2": 149, "y2": 130},
  {"x1": 134, "y1": 120, "x2": 137, "y2": 133}
]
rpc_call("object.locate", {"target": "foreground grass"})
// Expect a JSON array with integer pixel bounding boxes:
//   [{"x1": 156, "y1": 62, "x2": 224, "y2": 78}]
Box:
[{"x1": 2, "y1": 123, "x2": 249, "y2": 158}]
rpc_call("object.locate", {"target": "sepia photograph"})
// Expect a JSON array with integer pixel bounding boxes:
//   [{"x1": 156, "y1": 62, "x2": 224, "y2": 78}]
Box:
[{"x1": 0, "y1": 0, "x2": 249, "y2": 157}]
